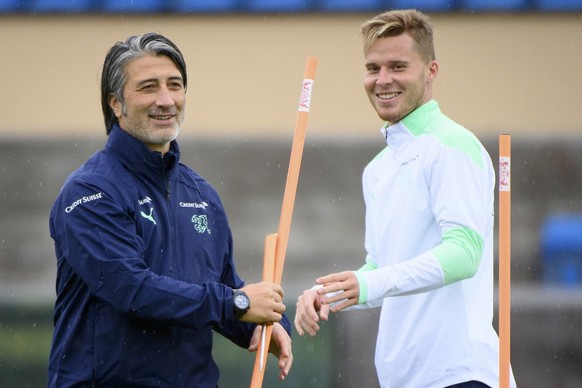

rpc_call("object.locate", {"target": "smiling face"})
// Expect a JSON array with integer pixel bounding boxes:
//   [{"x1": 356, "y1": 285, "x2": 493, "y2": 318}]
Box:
[
  {"x1": 364, "y1": 33, "x2": 438, "y2": 124},
  {"x1": 109, "y1": 54, "x2": 185, "y2": 154}
]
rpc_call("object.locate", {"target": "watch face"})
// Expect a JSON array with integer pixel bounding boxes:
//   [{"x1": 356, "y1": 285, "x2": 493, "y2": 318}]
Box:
[{"x1": 234, "y1": 293, "x2": 249, "y2": 309}]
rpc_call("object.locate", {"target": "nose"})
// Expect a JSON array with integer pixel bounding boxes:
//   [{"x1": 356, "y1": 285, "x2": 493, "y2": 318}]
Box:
[
  {"x1": 155, "y1": 86, "x2": 175, "y2": 108},
  {"x1": 377, "y1": 67, "x2": 392, "y2": 86}
]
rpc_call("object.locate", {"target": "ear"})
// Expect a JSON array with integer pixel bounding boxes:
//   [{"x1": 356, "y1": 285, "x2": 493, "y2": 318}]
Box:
[
  {"x1": 427, "y1": 60, "x2": 439, "y2": 81},
  {"x1": 109, "y1": 96, "x2": 123, "y2": 118}
]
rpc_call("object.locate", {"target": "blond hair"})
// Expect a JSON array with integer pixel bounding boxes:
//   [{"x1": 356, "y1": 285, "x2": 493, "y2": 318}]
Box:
[{"x1": 361, "y1": 9, "x2": 435, "y2": 63}]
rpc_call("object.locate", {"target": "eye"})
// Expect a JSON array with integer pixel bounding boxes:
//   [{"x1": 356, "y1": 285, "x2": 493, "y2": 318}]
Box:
[
  {"x1": 139, "y1": 83, "x2": 156, "y2": 91},
  {"x1": 168, "y1": 81, "x2": 184, "y2": 90}
]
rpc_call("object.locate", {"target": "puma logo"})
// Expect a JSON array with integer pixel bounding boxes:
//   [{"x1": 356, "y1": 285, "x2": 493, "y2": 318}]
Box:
[{"x1": 140, "y1": 208, "x2": 157, "y2": 225}]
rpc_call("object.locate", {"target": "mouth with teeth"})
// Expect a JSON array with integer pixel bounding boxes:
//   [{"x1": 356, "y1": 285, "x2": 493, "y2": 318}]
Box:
[
  {"x1": 150, "y1": 113, "x2": 176, "y2": 123},
  {"x1": 377, "y1": 92, "x2": 401, "y2": 101}
]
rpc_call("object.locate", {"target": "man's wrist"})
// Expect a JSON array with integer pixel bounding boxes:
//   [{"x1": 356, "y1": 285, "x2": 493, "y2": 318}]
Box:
[{"x1": 232, "y1": 289, "x2": 250, "y2": 319}]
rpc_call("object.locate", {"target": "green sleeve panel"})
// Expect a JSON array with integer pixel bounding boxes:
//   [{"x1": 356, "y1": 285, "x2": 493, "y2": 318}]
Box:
[
  {"x1": 355, "y1": 259, "x2": 378, "y2": 304},
  {"x1": 431, "y1": 226, "x2": 484, "y2": 285},
  {"x1": 358, "y1": 260, "x2": 378, "y2": 272}
]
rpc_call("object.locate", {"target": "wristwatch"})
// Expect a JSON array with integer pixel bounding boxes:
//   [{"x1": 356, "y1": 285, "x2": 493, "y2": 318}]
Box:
[{"x1": 233, "y1": 289, "x2": 250, "y2": 319}]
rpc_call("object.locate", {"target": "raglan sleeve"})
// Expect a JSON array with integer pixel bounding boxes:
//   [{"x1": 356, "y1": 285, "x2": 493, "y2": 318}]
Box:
[{"x1": 354, "y1": 138, "x2": 494, "y2": 303}]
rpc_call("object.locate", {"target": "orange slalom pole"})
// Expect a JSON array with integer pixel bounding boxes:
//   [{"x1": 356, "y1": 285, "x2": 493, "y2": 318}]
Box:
[
  {"x1": 249, "y1": 57, "x2": 318, "y2": 387},
  {"x1": 273, "y1": 56, "x2": 318, "y2": 285},
  {"x1": 499, "y1": 134, "x2": 511, "y2": 388},
  {"x1": 249, "y1": 233, "x2": 278, "y2": 388}
]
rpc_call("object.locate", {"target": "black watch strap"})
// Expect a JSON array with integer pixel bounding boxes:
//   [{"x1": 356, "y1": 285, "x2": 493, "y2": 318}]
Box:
[{"x1": 233, "y1": 289, "x2": 250, "y2": 319}]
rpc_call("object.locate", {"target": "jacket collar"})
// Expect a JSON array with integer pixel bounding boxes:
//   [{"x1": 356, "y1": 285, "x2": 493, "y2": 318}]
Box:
[
  {"x1": 381, "y1": 100, "x2": 440, "y2": 145},
  {"x1": 105, "y1": 124, "x2": 180, "y2": 190}
]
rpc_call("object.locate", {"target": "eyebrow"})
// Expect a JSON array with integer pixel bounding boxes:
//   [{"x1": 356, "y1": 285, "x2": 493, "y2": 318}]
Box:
[
  {"x1": 365, "y1": 60, "x2": 409, "y2": 67},
  {"x1": 135, "y1": 76, "x2": 184, "y2": 86},
  {"x1": 167, "y1": 76, "x2": 184, "y2": 83}
]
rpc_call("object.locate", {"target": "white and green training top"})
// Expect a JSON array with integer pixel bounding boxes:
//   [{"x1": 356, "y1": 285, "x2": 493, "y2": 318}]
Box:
[{"x1": 353, "y1": 100, "x2": 516, "y2": 387}]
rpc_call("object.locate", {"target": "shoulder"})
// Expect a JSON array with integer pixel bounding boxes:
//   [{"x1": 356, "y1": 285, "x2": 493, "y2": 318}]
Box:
[
  {"x1": 56, "y1": 151, "x2": 133, "y2": 208},
  {"x1": 73, "y1": 150, "x2": 128, "y2": 184},
  {"x1": 426, "y1": 115, "x2": 488, "y2": 170},
  {"x1": 178, "y1": 163, "x2": 212, "y2": 188},
  {"x1": 177, "y1": 163, "x2": 223, "y2": 202}
]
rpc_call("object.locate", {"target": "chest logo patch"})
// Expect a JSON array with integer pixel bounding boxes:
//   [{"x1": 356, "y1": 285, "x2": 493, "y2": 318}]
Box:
[
  {"x1": 140, "y1": 207, "x2": 157, "y2": 225},
  {"x1": 192, "y1": 214, "x2": 211, "y2": 235}
]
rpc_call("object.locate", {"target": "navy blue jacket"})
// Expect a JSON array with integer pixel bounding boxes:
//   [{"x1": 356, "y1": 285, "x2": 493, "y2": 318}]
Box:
[{"x1": 48, "y1": 125, "x2": 290, "y2": 387}]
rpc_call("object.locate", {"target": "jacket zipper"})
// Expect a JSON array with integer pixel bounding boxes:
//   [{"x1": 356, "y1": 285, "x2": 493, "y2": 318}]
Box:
[{"x1": 163, "y1": 171, "x2": 182, "y2": 385}]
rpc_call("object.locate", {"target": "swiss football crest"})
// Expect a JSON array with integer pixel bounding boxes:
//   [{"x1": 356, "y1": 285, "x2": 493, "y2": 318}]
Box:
[{"x1": 191, "y1": 214, "x2": 211, "y2": 234}]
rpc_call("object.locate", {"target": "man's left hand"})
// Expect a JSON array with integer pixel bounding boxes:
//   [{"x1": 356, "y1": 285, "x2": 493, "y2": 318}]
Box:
[
  {"x1": 316, "y1": 271, "x2": 360, "y2": 312},
  {"x1": 248, "y1": 322, "x2": 293, "y2": 381}
]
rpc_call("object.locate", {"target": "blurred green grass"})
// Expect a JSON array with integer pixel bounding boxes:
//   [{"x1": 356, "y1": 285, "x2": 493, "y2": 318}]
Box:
[{"x1": 0, "y1": 304, "x2": 52, "y2": 387}]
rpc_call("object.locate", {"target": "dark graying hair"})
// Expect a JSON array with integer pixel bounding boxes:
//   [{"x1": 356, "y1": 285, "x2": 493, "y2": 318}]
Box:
[{"x1": 100, "y1": 32, "x2": 187, "y2": 134}]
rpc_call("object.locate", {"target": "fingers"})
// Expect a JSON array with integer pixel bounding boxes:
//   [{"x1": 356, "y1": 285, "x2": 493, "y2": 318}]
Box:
[
  {"x1": 248, "y1": 324, "x2": 293, "y2": 380},
  {"x1": 247, "y1": 306, "x2": 284, "y2": 325},
  {"x1": 247, "y1": 325, "x2": 262, "y2": 352},
  {"x1": 315, "y1": 272, "x2": 346, "y2": 286},
  {"x1": 316, "y1": 271, "x2": 359, "y2": 303},
  {"x1": 273, "y1": 283, "x2": 284, "y2": 300},
  {"x1": 329, "y1": 298, "x2": 357, "y2": 313},
  {"x1": 316, "y1": 271, "x2": 353, "y2": 292},
  {"x1": 278, "y1": 347, "x2": 292, "y2": 381},
  {"x1": 294, "y1": 289, "x2": 322, "y2": 337},
  {"x1": 319, "y1": 302, "x2": 330, "y2": 321},
  {"x1": 271, "y1": 323, "x2": 293, "y2": 381},
  {"x1": 240, "y1": 282, "x2": 286, "y2": 324},
  {"x1": 312, "y1": 271, "x2": 361, "y2": 314},
  {"x1": 319, "y1": 289, "x2": 358, "y2": 313}
]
